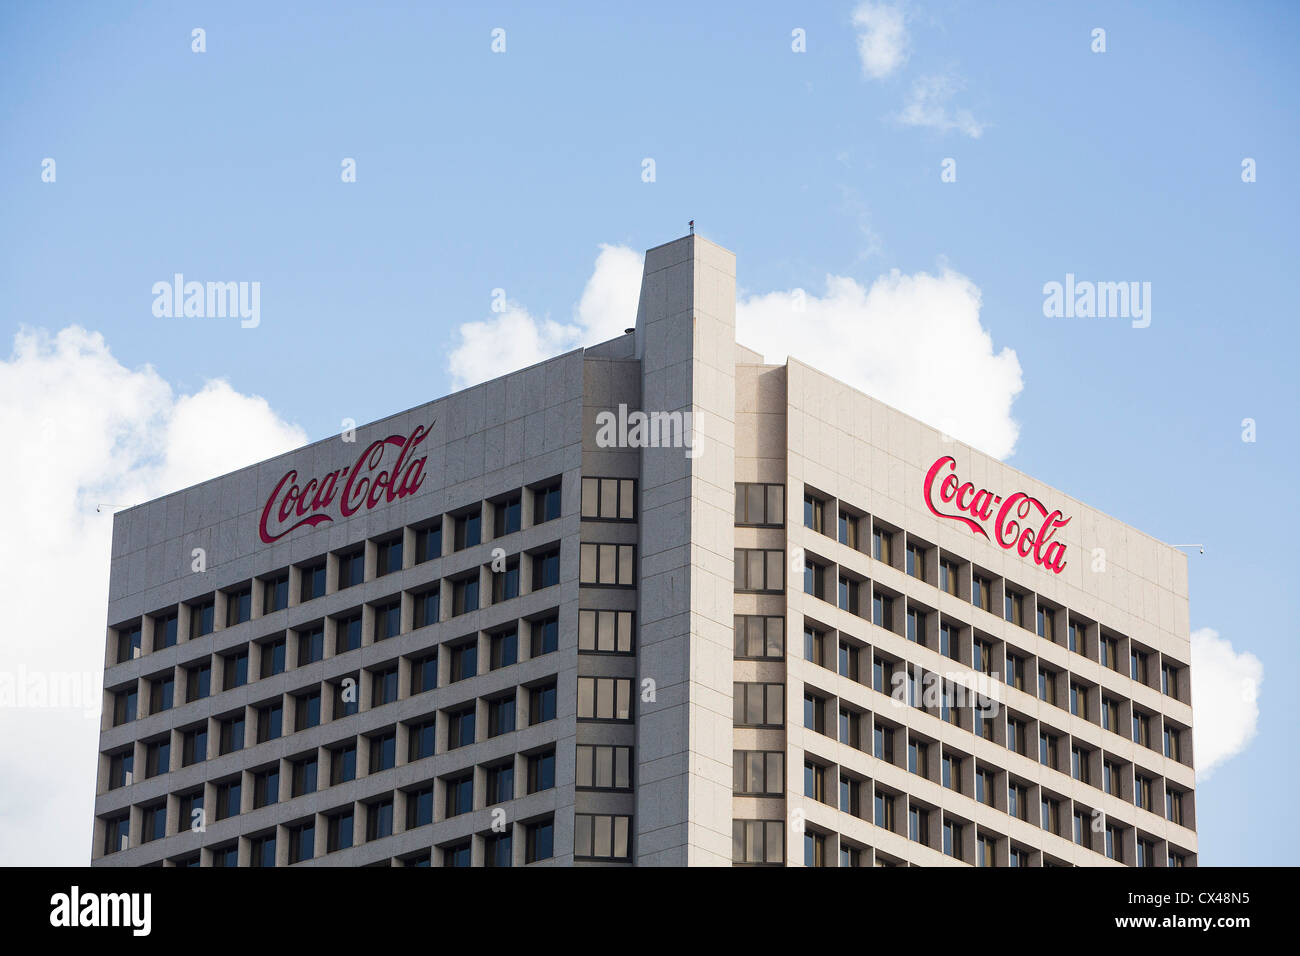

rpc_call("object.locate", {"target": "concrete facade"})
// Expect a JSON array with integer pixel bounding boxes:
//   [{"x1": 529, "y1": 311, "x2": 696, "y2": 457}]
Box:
[{"x1": 92, "y1": 234, "x2": 1196, "y2": 867}]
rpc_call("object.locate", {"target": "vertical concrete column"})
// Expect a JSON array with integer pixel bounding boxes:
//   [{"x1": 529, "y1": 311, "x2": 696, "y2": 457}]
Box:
[{"x1": 634, "y1": 235, "x2": 736, "y2": 866}]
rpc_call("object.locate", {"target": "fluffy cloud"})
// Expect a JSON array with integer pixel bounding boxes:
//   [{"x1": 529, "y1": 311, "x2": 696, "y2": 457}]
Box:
[
  {"x1": 737, "y1": 269, "x2": 1022, "y2": 458},
  {"x1": 852, "y1": 2, "x2": 909, "y2": 79},
  {"x1": 1190, "y1": 627, "x2": 1262, "y2": 779},
  {"x1": 897, "y1": 73, "x2": 986, "y2": 138},
  {"x1": 447, "y1": 244, "x2": 643, "y2": 390},
  {"x1": 0, "y1": 326, "x2": 306, "y2": 865},
  {"x1": 449, "y1": 247, "x2": 1022, "y2": 459}
]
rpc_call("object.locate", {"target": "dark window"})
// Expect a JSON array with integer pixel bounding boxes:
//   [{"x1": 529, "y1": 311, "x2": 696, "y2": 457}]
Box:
[
  {"x1": 333, "y1": 677, "x2": 360, "y2": 717},
  {"x1": 531, "y1": 615, "x2": 559, "y2": 657},
  {"x1": 454, "y1": 511, "x2": 482, "y2": 551},
  {"x1": 452, "y1": 575, "x2": 480, "y2": 616},
  {"x1": 182, "y1": 727, "x2": 207, "y2": 766},
  {"x1": 408, "y1": 718, "x2": 436, "y2": 761},
  {"x1": 495, "y1": 495, "x2": 523, "y2": 535},
  {"x1": 116, "y1": 624, "x2": 142, "y2": 663},
  {"x1": 223, "y1": 649, "x2": 249, "y2": 689},
  {"x1": 527, "y1": 749, "x2": 556, "y2": 793},
  {"x1": 525, "y1": 818, "x2": 554, "y2": 862},
  {"x1": 257, "y1": 703, "x2": 283, "y2": 743},
  {"x1": 445, "y1": 774, "x2": 473, "y2": 817},
  {"x1": 216, "y1": 780, "x2": 241, "y2": 820},
  {"x1": 410, "y1": 654, "x2": 437, "y2": 695},
  {"x1": 372, "y1": 665, "x2": 399, "y2": 706},
  {"x1": 484, "y1": 832, "x2": 512, "y2": 867},
  {"x1": 154, "y1": 611, "x2": 178, "y2": 649},
  {"x1": 415, "y1": 523, "x2": 442, "y2": 563},
  {"x1": 486, "y1": 763, "x2": 514, "y2": 803},
  {"x1": 532, "y1": 549, "x2": 561, "y2": 589},
  {"x1": 300, "y1": 562, "x2": 326, "y2": 602},
  {"x1": 292, "y1": 756, "x2": 317, "y2": 796},
  {"x1": 253, "y1": 766, "x2": 280, "y2": 808},
  {"x1": 369, "y1": 731, "x2": 396, "y2": 772},
  {"x1": 530, "y1": 681, "x2": 557, "y2": 724},
  {"x1": 376, "y1": 538, "x2": 403, "y2": 576},
  {"x1": 288, "y1": 822, "x2": 315, "y2": 863},
  {"x1": 493, "y1": 558, "x2": 521, "y2": 601},
  {"x1": 219, "y1": 714, "x2": 245, "y2": 755},
  {"x1": 298, "y1": 625, "x2": 324, "y2": 664},
  {"x1": 488, "y1": 694, "x2": 516, "y2": 737},
  {"x1": 330, "y1": 744, "x2": 357, "y2": 785},
  {"x1": 373, "y1": 600, "x2": 401, "y2": 641},
  {"x1": 263, "y1": 573, "x2": 289, "y2": 614},
  {"x1": 366, "y1": 799, "x2": 394, "y2": 840},
  {"x1": 406, "y1": 787, "x2": 434, "y2": 828},
  {"x1": 295, "y1": 690, "x2": 321, "y2": 730},
  {"x1": 447, "y1": 706, "x2": 475, "y2": 750},
  {"x1": 328, "y1": 810, "x2": 354, "y2": 852},
  {"x1": 449, "y1": 642, "x2": 477, "y2": 682},
  {"x1": 335, "y1": 612, "x2": 362, "y2": 654},
  {"x1": 534, "y1": 483, "x2": 561, "y2": 523},
  {"x1": 260, "y1": 638, "x2": 286, "y2": 677},
  {"x1": 226, "y1": 588, "x2": 252, "y2": 626},
  {"x1": 337, "y1": 551, "x2": 364, "y2": 589},
  {"x1": 413, "y1": 589, "x2": 440, "y2": 628},
  {"x1": 490, "y1": 630, "x2": 518, "y2": 669},
  {"x1": 190, "y1": 601, "x2": 215, "y2": 639}
]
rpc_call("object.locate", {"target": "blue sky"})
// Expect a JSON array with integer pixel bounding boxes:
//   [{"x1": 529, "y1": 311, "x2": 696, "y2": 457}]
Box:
[{"x1": 1, "y1": 1, "x2": 1296, "y2": 865}]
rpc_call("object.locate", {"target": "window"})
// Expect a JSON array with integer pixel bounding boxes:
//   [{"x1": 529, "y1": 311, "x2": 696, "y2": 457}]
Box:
[
  {"x1": 804, "y1": 760, "x2": 827, "y2": 802},
  {"x1": 368, "y1": 731, "x2": 396, "y2": 772},
  {"x1": 1131, "y1": 648, "x2": 1149, "y2": 683},
  {"x1": 908, "y1": 739, "x2": 929, "y2": 776},
  {"x1": 942, "y1": 753, "x2": 959, "y2": 790},
  {"x1": 452, "y1": 574, "x2": 480, "y2": 615},
  {"x1": 447, "y1": 706, "x2": 475, "y2": 750},
  {"x1": 1133, "y1": 711, "x2": 1151, "y2": 747},
  {"x1": 977, "y1": 834, "x2": 996, "y2": 868},
  {"x1": 732, "y1": 751, "x2": 782, "y2": 796},
  {"x1": 976, "y1": 769, "x2": 995, "y2": 806},
  {"x1": 178, "y1": 790, "x2": 203, "y2": 833},
  {"x1": 366, "y1": 798, "x2": 394, "y2": 840},
  {"x1": 531, "y1": 615, "x2": 559, "y2": 656},
  {"x1": 494, "y1": 493, "x2": 524, "y2": 536},
  {"x1": 574, "y1": 814, "x2": 632, "y2": 861},
  {"x1": 583, "y1": 477, "x2": 636, "y2": 520},
  {"x1": 295, "y1": 690, "x2": 321, "y2": 730},
  {"x1": 838, "y1": 510, "x2": 859, "y2": 548},
  {"x1": 1164, "y1": 726, "x2": 1181, "y2": 761},
  {"x1": 804, "y1": 625, "x2": 826, "y2": 667},
  {"x1": 838, "y1": 640, "x2": 860, "y2": 680},
  {"x1": 260, "y1": 637, "x2": 286, "y2": 677},
  {"x1": 906, "y1": 542, "x2": 925, "y2": 579},
  {"x1": 442, "y1": 840, "x2": 471, "y2": 867},
  {"x1": 488, "y1": 694, "x2": 517, "y2": 737},
  {"x1": 735, "y1": 482, "x2": 785, "y2": 526},
  {"x1": 577, "y1": 677, "x2": 632, "y2": 721},
  {"x1": 368, "y1": 665, "x2": 397, "y2": 707},
  {"x1": 181, "y1": 727, "x2": 206, "y2": 767},
  {"x1": 263, "y1": 573, "x2": 289, "y2": 614},
  {"x1": 149, "y1": 675, "x2": 174, "y2": 715},
  {"x1": 408, "y1": 717, "x2": 436, "y2": 761},
  {"x1": 803, "y1": 560, "x2": 827, "y2": 599},
  {"x1": 579, "y1": 543, "x2": 634, "y2": 586},
  {"x1": 1108, "y1": 762, "x2": 1125, "y2": 799},
  {"x1": 1166, "y1": 790, "x2": 1183, "y2": 825},
  {"x1": 974, "y1": 640, "x2": 993, "y2": 677},
  {"x1": 1004, "y1": 589, "x2": 1023, "y2": 627},
  {"x1": 153, "y1": 610, "x2": 178, "y2": 649},
  {"x1": 1006, "y1": 653, "x2": 1024, "y2": 690},
  {"x1": 906, "y1": 607, "x2": 924, "y2": 642},
  {"x1": 250, "y1": 834, "x2": 276, "y2": 868},
  {"x1": 216, "y1": 779, "x2": 241, "y2": 821},
  {"x1": 189, "y1": 600, "x2": 215, "y2": 639},
  {"x1": 333, "y1": 676, "x2": 359, "y2": 717},
  {"x1": 1071, "y1": 746, "x2": 1089, "y2": 783},
  {"x1": 448, "y1": 641, "x2": 477, "y2": 683},
  {"x1": 872, "y1": 591, "x2": 893, "y2": 630},
  {"x1": 1069, "y1": 682, "x2": 1085, "y2": 717},
  {"x1": 581, "y1": 609, "x2": 636, "y2": 654},
  {"x1": 1073, "y1": 810, "x2": 1089, "y2": 846},
  {"x1": 486, "y1": 762, "x2": 514, "y2": 803},
  {"x1": 529, "y1": 681, "x2": 557, "y2": 725},
  {"x1": 939, "y1": 623, "x2": 958, "y2": 659},
  {"x1": 943, "y1": 820, "x2": 962, "y2": 859},
  {"x1": 1007, "y1": 718, "x2": 1024, "y2": 755},
  {"x1": 532, "y1": 548, "x2": 561, "y2": 589},
  {"x1": 872, "y1": 655, "x2": 894, "y2": 693},
  {"x1": 1102, "y1": 696, "x2": 1120, "y2": 733},
  {"x1": 908, "y1": 806, "x2": 929, "y2": 845},
  {"x1": 1039, "y1": 731, "x2": 1058, "y2": 769},
  {"x1": 300, "y1": 561, "x2": 326, "y2": 602},
  {"x1": 298, "y1": 625, "x2": 324, "y2": 665},
  {"x1": 1068, "y1": 619, "x2": 1084, "y2": 653},
  {"x1": 413, "y1": 588, "x2": 440, "y2": 628},
  {"x1": 116, "y1": 624, "x2": 142, "y2": 663},
  {"x1": 334, "y1": 612, "x2": 362, "y2": 654},
  {"x1": 328, "y1": 810, "x2": 353, "y2": 852},
  {"x1": 527, "y1": 749, "x2": 556, "y2": 793},
  {"x1": 1041, "y1": 797, "x2": 1060, "y2": 835},
  {"x1": 218, "y1": 713, "x2": 245, "y2": 756},
  {"x1": 871, "y1": 528, "x2": 893, "y2": 564},
  {"x1": 533, "y1": 482, "x2": 562, "y2": 524},
  {"x1": 289, "y1": 821, "x2": 315, "y2": 864},
  {"x1": 226, "y1": 587, "x2": 252, "y2": 626},
  {"x1": 971, "y1": 575, "x2": 991, "y2": 612},
  {"x1": 1038, "y1": 667, "x2": 1056, "y2": 705},
  {"x1": 410, "y1": 653, "x2": 437, "y2": 696},
  {"x1": 734, "y1": 549, "x2": 785, "y2": 593},
  {"x1": 406, "y1": 786, "x2": 434, "y2": 829},
  {"x1": 292, "y1": 755, "x2": 317, "y2": 796},
  {"x1": 100, "y1": 812, "x2": 128, "y2": 853},
  {"x1": 483, "y1": 832, "x2": 511, "y2": 868},
  {"x1": 107, "y1": 749, "x2": 133, "y2": 790},
  {"x1": 939, "y1": 558, "x2": 958, "y2": 596},
  {"x1": 145, "y1": 737, "x2": 170, "y2": 777},
  {"x1": 257, "y1": 702, "x2": 283, "y2": 743},
  {"x1": 415, "y1": 522, "x2": 442, "y2": 563},
  {"x1": 253, "y1": 766, "x2": 280, "y2": 808},
  {"x1": 1037, "y1": 606, "x2": 1055, "y2": 641},
  {"x1": 840, "y1": 776, "x2": 862, "y2": 817},
  {"x1": 490, "y1": 629, "x2": 518, "y2": 669},
  {"x1": 803, "y1": 492, "x2": 829, "y2": 534},
  {"x1": 184, "y1": 661, "x2": 211, "y2": 702},
  {"x1": 734, "y1": 682, "x2": 783, "y2": 728},
  {"x1": 733, "y1": 820, "x2": 784, "y2": 865},
  {"x1": 1008, "y1": 783, "x2": 1027, "y2": 820},
  {"x1": 492, "y1": 557, "x2": 521, "y2": 601},
  {"x1": 1101, "y1": 635, "x2": 1119, "y2": 670},
  {"x1": 525, "y1": 818, "x2": 555, "y2": 863},
  {"x1": 874, "y1": 792, "x2": 896, "y2": 831},
  {"x1": 575, "y1": 744, "x2": 633, "y2": 791},
  {"x1": 453, "y1": 510, "x2": 482, "y2": 551},
  {"x1": 337, "y1": 550, "x2": 364, "y2": 589},
  {"x1": 873, "y1": 723, "x2": 894, "y2": 762},
  {"x1": 1137, "y1": 838, "x2": 1154, "y2": 868},
  {"x1": 373, "y1": 600, "x2": 401, "y2": 641},
  {"x1": 838, "y1": 575, "x2": 862, "y2": 614},
  {"x1": 330, "y1": 743, "x2": 357, "y2": 785},
  {"x1": 1162, "y1": 662, "x2": 1179, "y2": 697},
  {"x1": 223, "y1": 649, "x2": 249, "y2": 689}
]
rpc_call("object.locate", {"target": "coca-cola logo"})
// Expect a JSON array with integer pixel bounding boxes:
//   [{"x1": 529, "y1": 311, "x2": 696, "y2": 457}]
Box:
[
  {"x1": 259, "y1": 422, "x2": 435, "y2": 544},
  {"x1": 923, "y1": 455, "x2": 1071, "y2": 574}
]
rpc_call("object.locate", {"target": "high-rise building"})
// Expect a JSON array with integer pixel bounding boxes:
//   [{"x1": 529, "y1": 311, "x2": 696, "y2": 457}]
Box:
[{"x1": 92, "y1": 234, "x2": 1196, "y2": 867}]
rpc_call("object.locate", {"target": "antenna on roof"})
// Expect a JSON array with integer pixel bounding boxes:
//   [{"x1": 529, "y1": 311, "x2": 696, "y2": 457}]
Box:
[
  {"x1": 1171, "y1": 544, "x2": 1205, "y2": 555},
  {"x1": 688, "y1": 220, "x2": 694, "y2": 235}
]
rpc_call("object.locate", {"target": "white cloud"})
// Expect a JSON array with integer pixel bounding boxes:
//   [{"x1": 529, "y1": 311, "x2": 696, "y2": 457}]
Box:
[
  {"x1": 1190, "y1": 627, "x2": 1262, "y2": 779},
  {"x1": 448, "y1": 243, "x2": 643, "y2": 391},
  {"x1": 852, "y1": 2, "x2": 909, "y2": 80},
  {"x1": 0, "y1": 326, "x2": 306, "y2": 865},
  {"x1": 738, "y1": 269, "x2": 1022, "y2": 459},
  {"x1": 896, "y1": 73, "x2": 986, "y2": 138}
]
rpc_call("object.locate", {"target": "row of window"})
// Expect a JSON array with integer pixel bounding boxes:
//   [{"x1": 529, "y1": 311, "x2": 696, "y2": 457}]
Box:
[
  {"x1": 791, "y1": 681, "x2": 1195, "y2": 827},
  {"x1": 106, "y1": 613, "x2": 563, "y2": 730},
  {"x1": 733, "y1": 482, "x2": 1191, "y2": 701},
  {"x1": 799, "y1": 619, "x2": 1192, "y2": 766},
  {"x1": 110, "y1": 478, "x2": 570, "y2": 664}
]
